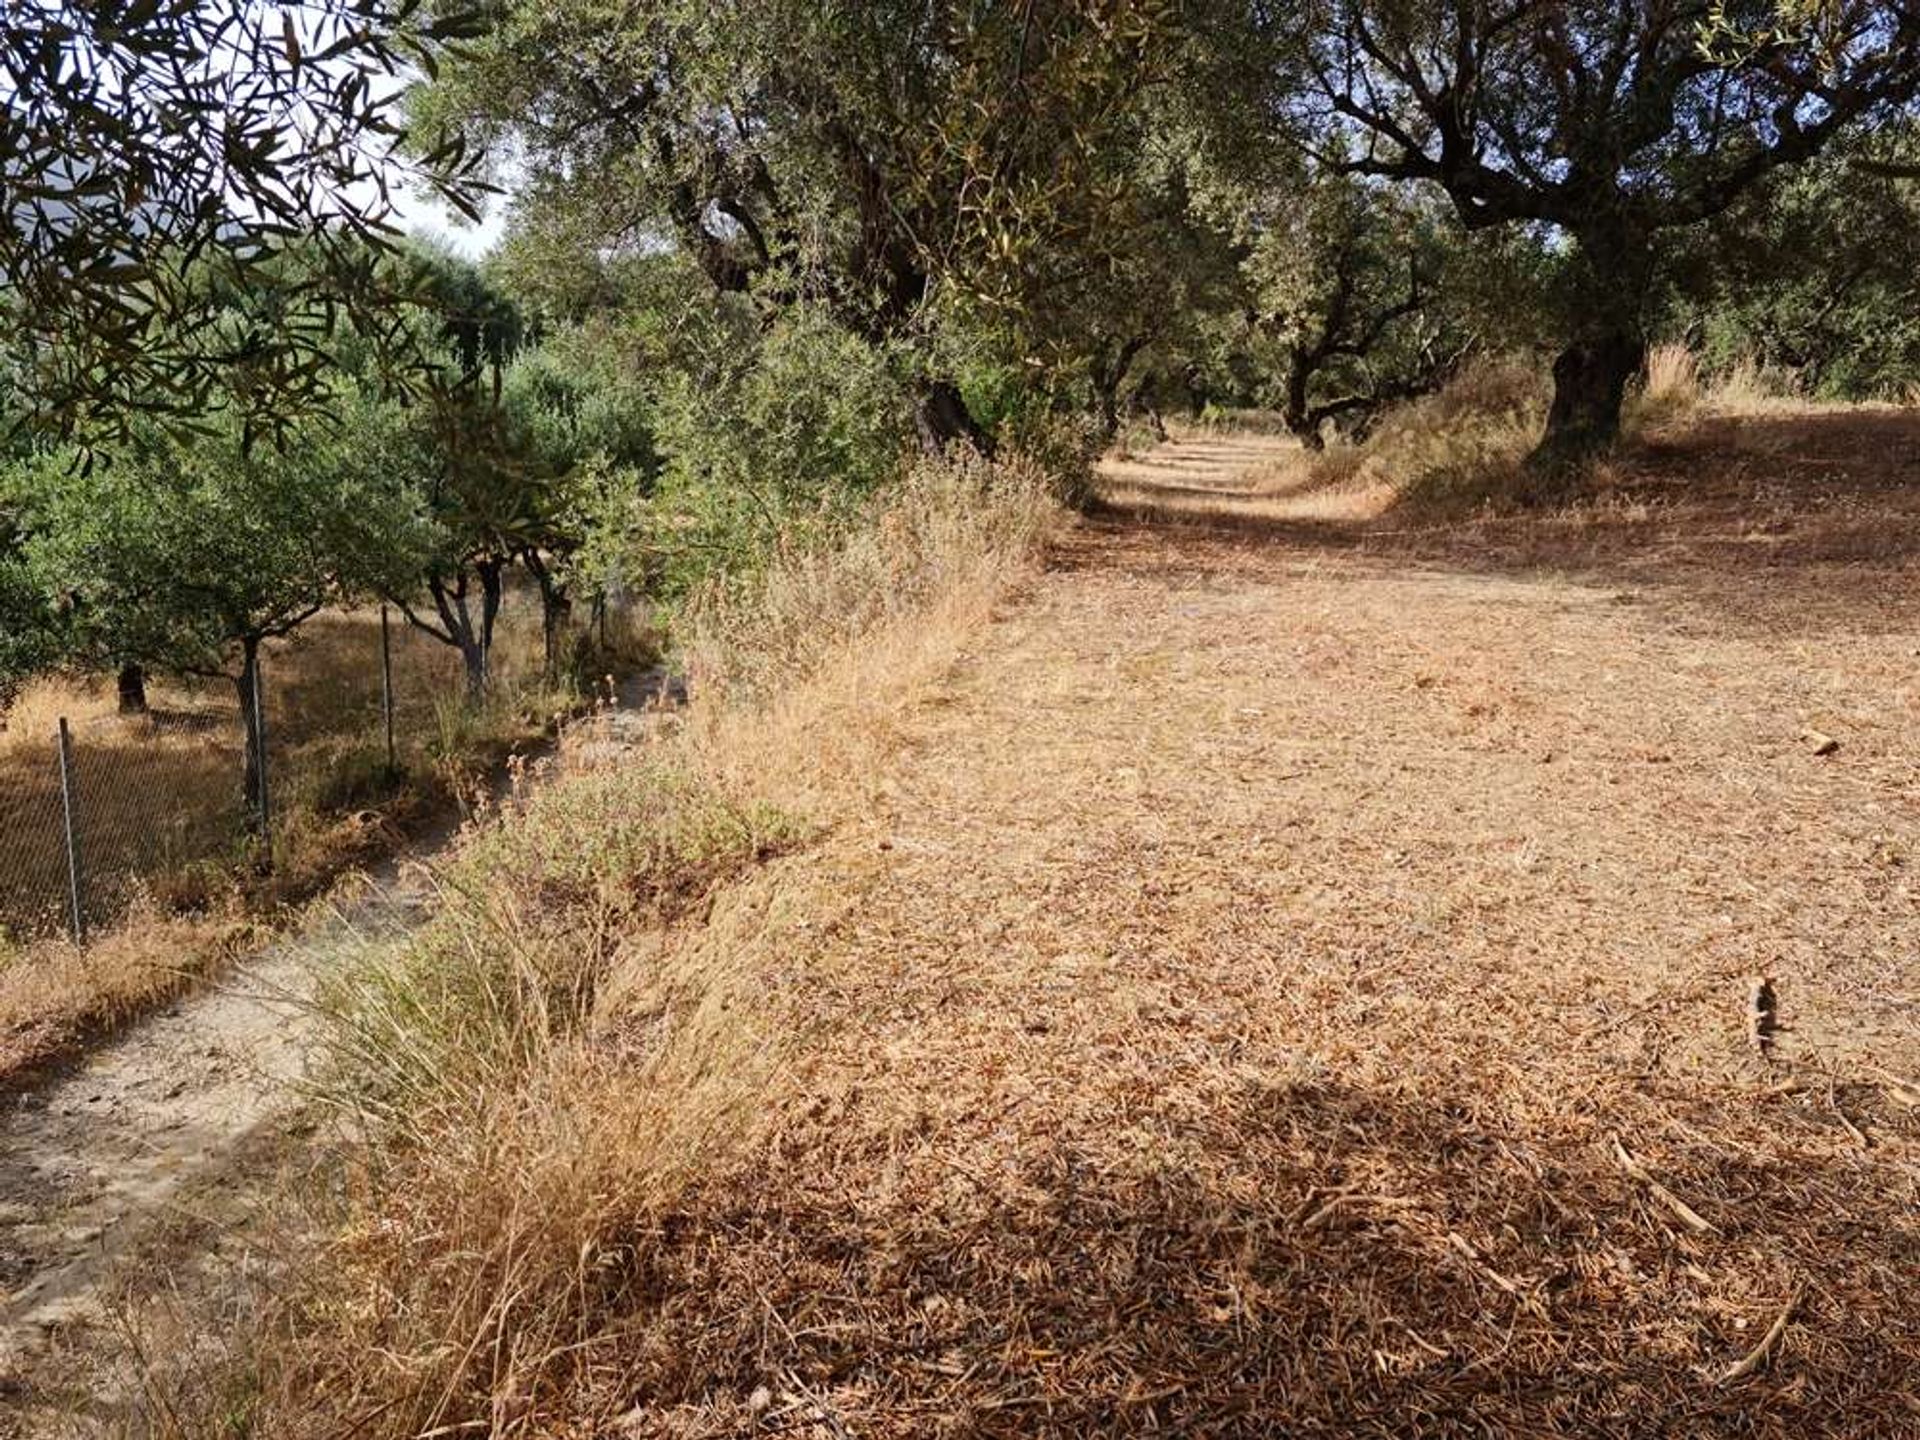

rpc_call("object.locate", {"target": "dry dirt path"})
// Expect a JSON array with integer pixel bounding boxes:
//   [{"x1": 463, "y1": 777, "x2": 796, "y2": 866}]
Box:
[
  {"x1": 0, "y1": 691, "x2": 669, "y2": 1406},
  {"x1": 0, "y1": 863, "x2": 422, "y2": 1391},
  {"x1": 601, "y1": 424, "x2": 1919, "y2": 1436}
]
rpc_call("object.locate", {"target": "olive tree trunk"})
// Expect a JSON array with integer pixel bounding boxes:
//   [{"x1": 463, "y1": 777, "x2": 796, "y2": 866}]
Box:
[
  {"x1": 1281, "y1": 348, "x2": 1325, "y2": 451},
  {"x1": 425, "y1": 560, "x2": 506, "y2": 705},
  {"x1": 1529, "y1": 222, "x2": 1653, "y2": 473},
  {"x1": 234, "y1": 637, "x2": 267, "y2": 834},
  {"x1": 1535, "y1": 330, "x2": 1645, "y2": 468},
  {"x1": 913, "y1": 379, "x2": 995, "y2": 458},
  {"x1": 116, "y1": 662, "x2": 148, "y2": 715}
]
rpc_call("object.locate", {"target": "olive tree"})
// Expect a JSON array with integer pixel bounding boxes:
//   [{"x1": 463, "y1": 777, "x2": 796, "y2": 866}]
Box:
[
  {"x1": 409, "y1": 0, "x2": 1191, "y2": 453},
  {"x1": 16, "y1": 405, "x2": 403, "y2": 826},
  {"x1": 1289, "y1": 0, "x2": 1920, "y2": 466},
  {"x1": 0, "y1": 0, "x2": 488, "y2": 444},
  {"x1": 1242, "y1": 170, "x2": 1472, "y2": 448}
]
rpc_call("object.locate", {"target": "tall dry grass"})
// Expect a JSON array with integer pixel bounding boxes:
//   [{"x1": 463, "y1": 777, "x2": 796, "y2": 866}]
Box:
[
  {"x1": 1278, "y1": 358, "x2": 1549, "y2": 514},
  {"x1": 1628, "y1": 341, "x2": 1703, "y2": 430},
  {"x1": 681, "y1": 452, "x2": 1057, "y2": 702},
  {"x1": 1628, "y1": 343, "x2": 1819, "y2": 430},
  {"x1": 1252, "y1": 344, "x2": 1838, "y2": 519},
  {"x1": 0, "y1": 590, "x2": 651, "y2": 1081},
  {"x1": 143, "y1": 454, "x2": 1061, "y2": 1435}
]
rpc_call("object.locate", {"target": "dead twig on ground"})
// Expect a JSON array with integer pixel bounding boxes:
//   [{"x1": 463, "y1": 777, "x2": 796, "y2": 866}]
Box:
[
  {"x1": 1612, "y1": 1136, "x2": 1720, "y2": 1235},
  {"x1": 1712, "y1": 1285, "x2": 1805, "y2": 1385}
]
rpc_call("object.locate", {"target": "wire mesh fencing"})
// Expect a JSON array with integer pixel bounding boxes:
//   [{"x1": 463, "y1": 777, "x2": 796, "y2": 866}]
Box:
[
  {"x1": 0, "y1": 707, "x2": 248, "y2": 940},
  {"x1": 0, "y1": 596, "x2": 642, "y2": 945}
]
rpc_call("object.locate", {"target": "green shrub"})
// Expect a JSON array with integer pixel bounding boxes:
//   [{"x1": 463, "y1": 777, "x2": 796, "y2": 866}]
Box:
[{"x1": 650, "y1": 305, "x2": 912, "y2": 594}]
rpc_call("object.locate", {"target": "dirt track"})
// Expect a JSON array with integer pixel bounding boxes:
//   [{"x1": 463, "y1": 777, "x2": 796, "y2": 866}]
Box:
[
  {"x1": 0, "y1": 850, "x2": 428, "y2": 1395},
  {"x1": 584, "y1": 424, "x2": 1918, "y2": 1436},
  {"x1": 0, "y1": 696, "x2": 668, "y2": 1414}
]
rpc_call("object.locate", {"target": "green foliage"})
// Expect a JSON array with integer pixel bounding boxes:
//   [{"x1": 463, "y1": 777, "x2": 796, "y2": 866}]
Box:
[
  {"x1": 0, "y1": 529, "x2": 60, "y2": 703},
  {"x1": 0, "y1": 382, "x2": 64, "y2": 698},
  {"x1": 1237, "y1": 172, "x2": 1472, "y2": 443},
  {"x1": 648, "y1": 305, "x2": 912, "y2": 594},
  {"x1": 410, "y1": 0, "x2": 1196, "y2": 446},
  {"x1": 503, "y1": 343, "x2": 655, "y2": 481},
  {"x1": 1660, "y1": 136, "x2": 1920, "y2": 399},
  {"x1": 0, "y1": 1, "x2": 489, "y2": 444},
  {"x1": 14, "y1": 404, "x2": 401, "y2": 678}
]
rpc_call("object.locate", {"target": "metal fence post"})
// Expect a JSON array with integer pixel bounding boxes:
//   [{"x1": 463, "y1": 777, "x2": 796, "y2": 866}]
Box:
[
  {"x1": 252, "y1": 652, "x2": 273, "y2": 855},
  {"x1": 380, "y1": 603, "x2": 397, "y2": 774},
  {"x1": 55, "y1": 716, "x2": 85, "y2": 943}
]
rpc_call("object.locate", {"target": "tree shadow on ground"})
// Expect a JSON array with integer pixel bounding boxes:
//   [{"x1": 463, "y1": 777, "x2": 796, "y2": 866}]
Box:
[{"x1": 602, "y1": 1071, "x2": 1919, "y2": 1439}]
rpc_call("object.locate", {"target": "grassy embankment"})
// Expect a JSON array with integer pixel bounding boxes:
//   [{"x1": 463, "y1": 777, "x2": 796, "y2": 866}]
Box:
[{"x1": 123, "y1": 454, "x2": 1061, "y2": 1432}]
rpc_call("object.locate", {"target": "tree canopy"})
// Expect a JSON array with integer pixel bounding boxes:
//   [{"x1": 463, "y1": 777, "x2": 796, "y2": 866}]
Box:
[
  {"x1": 0, "y1": 0, "x2": 487, "y2": 442},
  {"x1": 1288, "y1": 0, "x2": 1920, "y2": 461}
]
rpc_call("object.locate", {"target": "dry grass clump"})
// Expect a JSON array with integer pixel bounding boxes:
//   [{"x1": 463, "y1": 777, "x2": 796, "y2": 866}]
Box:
[
  {"x1": 1627, "y1": 345, "x2": 1823, "y2": 433},
  {"x1": 313, "y1": 754, "x2": 797, "y2": 1132},
  {"x1": 1704, "y1": 354, "x2": 1807, "y2": 413},
  {"x1": 1627, "y1": 341, "x2": 1705, "y2": 433},
  {"x1": 156, "y1": 456, "x2": 1062, "y2": 1435},
  {"x1": 1281, "y1": 357, "x2": 1548, "y2": 515},
  {"x1": 1369, "y1": 360, "x2": 1549, "y2": 507},
  {"x1": 0, "y1": 904, "x2": 256, "y2": 1076},
  {"x1": 680, "y1": 453, "x2": 1056, "y2": 704}
]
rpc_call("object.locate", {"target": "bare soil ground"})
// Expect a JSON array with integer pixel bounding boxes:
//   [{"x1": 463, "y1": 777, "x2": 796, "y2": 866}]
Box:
[
  {"x1": 0, "y1": 865, "x2": 418, "y2": 1400},
  {"x1": 557, "y1": 420, "x2": 1916, "y2": 1436}
]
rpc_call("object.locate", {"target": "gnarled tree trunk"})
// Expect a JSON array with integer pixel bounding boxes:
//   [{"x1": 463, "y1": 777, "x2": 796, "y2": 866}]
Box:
[
  {"x1": 116, "y1": 662, "x2": 147, "y2": 715},
  {"x1": 1529, "y1": 222, "x2": 1654, "y2": 473},
  {"x1": 1281, "y1": 346, "x2": 1324, "y2": 451},
  {"x1": 914, "y1": 379, "x2": 995, "y2": 458},
  {"x1": 1090, "y1": 335, "x2": 1149, "y2": 445},
  {"x1": 1534, "y1": 330, "x2": 1645, "y2": 469}
]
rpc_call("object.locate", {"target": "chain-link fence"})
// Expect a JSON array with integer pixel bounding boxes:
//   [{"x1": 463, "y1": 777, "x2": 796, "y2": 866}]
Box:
[
  {"x1": 0, "y1": 596, "x2": 640, "y2": 943},
  {"x1": 0, "y1": 706, "x2": 249, "y2": 939}
]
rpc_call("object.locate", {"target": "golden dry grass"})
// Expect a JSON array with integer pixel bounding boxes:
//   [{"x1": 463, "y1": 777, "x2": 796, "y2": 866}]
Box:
[
  {"x1": 0, "y1": 908, "x2": 257, "y2": 1079},
  {"x1": 0, "y1": 591, "x2": 644, "y2": 1084},
  {"x1": 99, "y1": 458, "x2": 1066, "y2": 1437},
  {"x1": 99, "y1": 411, "x2": 1917, "y2": 1438}
]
